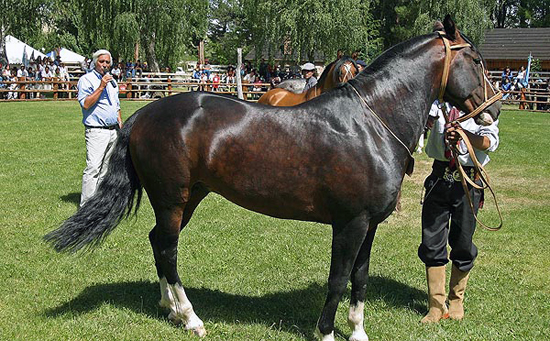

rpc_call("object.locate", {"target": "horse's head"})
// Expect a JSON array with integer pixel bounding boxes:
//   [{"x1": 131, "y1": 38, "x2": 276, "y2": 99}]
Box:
[
  {"x1": 438, "y1": 15, "x2": 501, "y2": 126},
  {"x1": 334, "y1": 57, "x2": 359, "y2": 85}
]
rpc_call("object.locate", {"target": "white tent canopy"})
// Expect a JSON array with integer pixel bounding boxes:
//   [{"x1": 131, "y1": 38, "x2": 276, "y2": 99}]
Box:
[
  {"x1": 5, "y1": 35, "x2": 47, "y2": 65},
  {"x1": 47, "y1": 48, "x2": 85, "y2": 63}
]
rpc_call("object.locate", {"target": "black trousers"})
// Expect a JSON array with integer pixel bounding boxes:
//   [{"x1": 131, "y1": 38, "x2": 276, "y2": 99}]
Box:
[{"x1": 418, "y1": 165, "x2": 482, "y2": 272}]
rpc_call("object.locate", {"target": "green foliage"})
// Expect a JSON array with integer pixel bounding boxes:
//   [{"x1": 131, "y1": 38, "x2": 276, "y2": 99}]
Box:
[
  {"x1": 493, "y1": 0, "x2": 550, "y2": 27},
  {"x1": 237, "y1": 0, "x2": 382, "y2": 64},
  {"x1": 380, "y1": 0, "x2": 495, "y2": 48}
]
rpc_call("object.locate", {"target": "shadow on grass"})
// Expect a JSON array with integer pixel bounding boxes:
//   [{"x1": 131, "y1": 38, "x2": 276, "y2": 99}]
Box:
[
  {"x1": 44, "y1": 276, "x2": 425, "y2": 339},
  {"x1": 60, "y1": 192, "x2": 81, "y2": 206}
]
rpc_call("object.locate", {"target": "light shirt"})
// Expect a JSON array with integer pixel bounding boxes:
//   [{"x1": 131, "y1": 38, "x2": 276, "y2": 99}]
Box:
[
  {"x1": 303, "y1": 76, "x2": 317, "y2": 92},
  {"x1": 77, "y1": 69, "x2": 120, "y2": 127},
  {"x1": 425, "y1": 101, "x2": 499, "y2": 167}
]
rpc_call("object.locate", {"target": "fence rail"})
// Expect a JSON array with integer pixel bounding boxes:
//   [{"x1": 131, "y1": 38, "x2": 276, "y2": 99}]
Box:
[
  {"x1": 0, "y1": 76, "x2": 271, "y2": 102},
  {"x1": 2, "y1": 73, "x2": 549, "y2": 111}
]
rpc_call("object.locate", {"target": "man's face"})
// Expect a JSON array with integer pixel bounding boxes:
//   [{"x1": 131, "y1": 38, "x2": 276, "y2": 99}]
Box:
[{"x1": 95, "y1": 54, "x2": 111, "y2": 74}]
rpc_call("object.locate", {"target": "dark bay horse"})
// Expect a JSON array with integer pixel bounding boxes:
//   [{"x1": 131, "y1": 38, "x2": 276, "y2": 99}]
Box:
[
  {"x1": 257, "y1": 57, "x2": 359, "y2": 106},
  {"x1": 45, "y1": 16, "x2": 500, "y2": 341}
]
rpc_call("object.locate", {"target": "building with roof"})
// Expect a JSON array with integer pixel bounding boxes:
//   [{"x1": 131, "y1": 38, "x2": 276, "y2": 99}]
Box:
[{"x1": 479, "y1": 28, "x2": 550, "y2": 72}]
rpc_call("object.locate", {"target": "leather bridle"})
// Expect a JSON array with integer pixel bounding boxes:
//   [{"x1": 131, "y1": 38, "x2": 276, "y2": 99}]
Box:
[
  {"x1": 437, "y1": 31, "x2": 503, "y2": 123},
  {"x1": 437, "y1": 32, "x2": 503, "y2": 231}
]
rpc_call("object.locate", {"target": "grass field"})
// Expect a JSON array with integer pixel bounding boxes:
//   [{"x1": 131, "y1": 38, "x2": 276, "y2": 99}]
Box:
[{"x1": 0, "y1": 101, "x2": 549, "y2": 340}]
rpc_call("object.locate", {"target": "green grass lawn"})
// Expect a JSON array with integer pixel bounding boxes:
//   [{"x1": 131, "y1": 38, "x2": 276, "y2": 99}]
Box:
[{"x1": 0, "y1": 101, "x2": 548, "y2": 340}]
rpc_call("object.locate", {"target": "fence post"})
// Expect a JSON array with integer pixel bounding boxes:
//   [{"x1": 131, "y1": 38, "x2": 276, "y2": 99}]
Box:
[
  {"x1": 236, "y1": 48, "x2": 244, "y2": 100},
  {"x1": 18, "y1": 77, "x2": 26, "y2": 99},
  {"x1": 127, "y1": 81, "x2": 132, "y2": 99},
  {"x1": 53, "y1": 77, "x2": 59, "y2": 100},
  {"x1": 168, "y1": 78, "x2": 172, "y2": 96}
]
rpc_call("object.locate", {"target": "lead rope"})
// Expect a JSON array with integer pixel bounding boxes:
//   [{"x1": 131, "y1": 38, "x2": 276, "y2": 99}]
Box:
[
  {"x1": 437, "y1": 33, "x2": 503, "y2": 230},
  {"x1": 348, "y1": 83, "x2": 414, "y2": 160}
]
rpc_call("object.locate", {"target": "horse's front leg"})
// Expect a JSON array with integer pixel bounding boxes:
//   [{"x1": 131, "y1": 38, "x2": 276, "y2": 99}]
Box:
[
  {"x1": 151, "y1": 206, "x2": 206, "y2": 337},
  {"x1": 316, "y1": 213, "x2": 370, "y2": 341},
  {"x1": 347, "y1": 224, "x2": 378, "y2": 341}
]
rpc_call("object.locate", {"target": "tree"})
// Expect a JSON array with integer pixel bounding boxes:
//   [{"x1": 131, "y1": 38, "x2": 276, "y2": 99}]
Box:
[
  {"x1": 79, "y1": 0, "x2": 208, "y2": 71},
  {"x1": 240, "y1": 0, "x2": 382, "y2": 64},
  {"x1": 0, "y1": 0, "x2": 49, "y2": 64},
  {"x1": 374, "y1": 0, "x2": 497, "y2": 49}
]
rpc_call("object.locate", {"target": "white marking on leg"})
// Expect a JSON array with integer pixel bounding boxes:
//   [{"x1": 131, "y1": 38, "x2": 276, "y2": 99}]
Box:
[
  {"x1": 315, "y1": 327, "x2": 335, "y2": 341},
  {"x1": 158, "y1": 277, "x2": 206, "y2": 337},
  {"x1": 348, "y1": 302, "x2": 368, "y2": 341}
]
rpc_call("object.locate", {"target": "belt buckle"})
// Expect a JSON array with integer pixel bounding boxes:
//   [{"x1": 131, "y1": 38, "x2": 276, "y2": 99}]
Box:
[
  {"x1": 452, "y1": 170, "x2": 461, "y2": 182},
  {"x1": 443, "y1": 167, "x2": 455, "y2": 183}
]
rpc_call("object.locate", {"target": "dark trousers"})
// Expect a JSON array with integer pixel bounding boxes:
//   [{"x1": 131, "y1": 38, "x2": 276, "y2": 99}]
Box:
[{"x1": 418, "y1": 164, "x2": 482, "y2": 272}]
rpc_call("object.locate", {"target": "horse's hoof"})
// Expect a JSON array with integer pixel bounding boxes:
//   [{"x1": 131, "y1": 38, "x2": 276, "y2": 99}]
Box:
[
  {"x1": 349, "y1": 330, "x2": 369, "y2": 341},
  {"x1": 190, "y1": 325, "x2": 207, "y2": 337},
  {"x1": 315, "y1": 327, "x2": 335, "y2": 341}
]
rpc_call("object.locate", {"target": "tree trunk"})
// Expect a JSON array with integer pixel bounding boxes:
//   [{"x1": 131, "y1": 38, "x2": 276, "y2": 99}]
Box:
[
  {"x1": 143, "y1": 32, "x2": 159, "y2": 72},
  {"x1": 0, "y1": 25, "x2": 8, "y2": 65}
]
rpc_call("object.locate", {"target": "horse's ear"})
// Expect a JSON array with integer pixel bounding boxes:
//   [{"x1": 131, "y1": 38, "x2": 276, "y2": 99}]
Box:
[
  {"x1": 433, "y1": 21, "x2": 444, "y2": 32},
  {"x1": 337, "y1": 50, "x2": 344, "y2": 60},
  {"x1": 443, "y1": 15, "x2": 457, "y2": 40}
]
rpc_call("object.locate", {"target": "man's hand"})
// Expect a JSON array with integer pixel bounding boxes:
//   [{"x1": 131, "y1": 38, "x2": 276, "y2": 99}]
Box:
[
  {"x1": 100, "y1": 73, "x2": 113, "y2": 89},
  {"x1": 445, "y1": 122, "x2": 462, "y2": 146}
]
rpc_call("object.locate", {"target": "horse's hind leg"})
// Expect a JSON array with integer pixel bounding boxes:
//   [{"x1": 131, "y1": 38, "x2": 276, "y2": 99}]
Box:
[
  {"x1": 347, "y1": 224, "x2": 378, "y2": 341},
  {"x1": 149, "y1": 203, "x2": 206, "y2": 337},
  {"x1": 316, "y1": 213, "x2": 370, "y2": 341}
]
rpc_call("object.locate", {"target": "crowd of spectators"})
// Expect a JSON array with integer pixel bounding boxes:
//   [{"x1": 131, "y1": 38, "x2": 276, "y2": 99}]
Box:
[
  {"x1": 496, "y1": 65, "x2": 550, "y2": 110},
  {"x1": 0, "y1": 55, "x2": 70, "y2": 99}
]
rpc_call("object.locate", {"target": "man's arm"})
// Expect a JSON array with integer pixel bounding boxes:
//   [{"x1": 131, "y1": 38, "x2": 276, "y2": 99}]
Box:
[
  {"x1": 82, "y1": 73, "x2": 114, "y2": 110},
  {"x1": 446, "y1": 122, "x2": 491, "y2": 150}
]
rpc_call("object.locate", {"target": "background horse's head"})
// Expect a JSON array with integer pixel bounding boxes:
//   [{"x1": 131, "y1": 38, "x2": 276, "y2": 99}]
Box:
[
  {"x1": 439, "y1": 15, "x2": 501, "y2": 125},
  {"x1": 318, "y1": 56, "x2": 359, "y2": 89}
]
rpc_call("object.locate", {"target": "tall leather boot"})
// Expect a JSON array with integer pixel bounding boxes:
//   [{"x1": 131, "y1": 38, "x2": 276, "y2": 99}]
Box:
[
  {"x1": 421, "y1": 266, "x2": 449, "y2": 323},
  {"x1": 448, "y1": 264, "x2": 470, "y2": 320}
]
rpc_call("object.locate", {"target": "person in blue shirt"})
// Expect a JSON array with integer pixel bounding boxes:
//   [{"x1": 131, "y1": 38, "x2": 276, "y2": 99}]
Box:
[{"x1": 77, "y1": 49, "x2": 122, "y2": 207}]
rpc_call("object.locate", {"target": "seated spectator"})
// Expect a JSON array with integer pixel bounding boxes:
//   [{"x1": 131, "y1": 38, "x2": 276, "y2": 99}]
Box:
[
  {"x1": 226, "y1": 65, "x2": 236, "y2": 84},
  {"x1": 111, "y1": 64, "x2": 122, "y2": 81},
  {"x1": 17, "y1": 65, "x2": 29, "y2": 79},
  {"x1": 8, "y1": 69, "x2": 18, "y2": 99},
  {"x1": 41, "y1": 66, "x2": 53, "y2": 97},
  {"x1": 501, "y1": 67, "x2": 514, "y2": 99},
  {"x1": 516, "y1": 66, "x2": 528, "y2": 88},
  {"x1": 211, "y1": 72, "x2": 220, "y2": 91}
]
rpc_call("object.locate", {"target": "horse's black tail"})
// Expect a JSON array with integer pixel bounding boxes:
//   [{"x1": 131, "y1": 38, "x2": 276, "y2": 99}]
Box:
[{"x1": 44, "y1": 112, "x2": 143, "y2": 253}]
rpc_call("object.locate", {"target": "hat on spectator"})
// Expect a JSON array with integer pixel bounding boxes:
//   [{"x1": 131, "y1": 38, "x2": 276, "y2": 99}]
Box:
[{"x1": 301, "y1": 62, "x2": 316, "y2": 71}]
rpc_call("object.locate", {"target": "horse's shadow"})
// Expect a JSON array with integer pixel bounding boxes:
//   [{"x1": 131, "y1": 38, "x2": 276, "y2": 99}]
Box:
[
  {"x1": 60, "y1": 192, "x2": 81, "y2": 207},
  {"x1": 44, "y1": 276, "x2": 426, "y2": 339}
]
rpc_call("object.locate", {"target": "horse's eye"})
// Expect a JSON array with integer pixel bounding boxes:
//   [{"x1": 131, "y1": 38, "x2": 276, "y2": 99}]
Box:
[{"x1": 473, "y1": 58, "x2": 481, "y2": 64}]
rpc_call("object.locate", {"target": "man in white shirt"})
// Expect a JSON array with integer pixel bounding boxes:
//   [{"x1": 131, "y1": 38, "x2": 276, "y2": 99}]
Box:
[{"x1": 419, "y1": 100, "x2": 499, "y2": 324}]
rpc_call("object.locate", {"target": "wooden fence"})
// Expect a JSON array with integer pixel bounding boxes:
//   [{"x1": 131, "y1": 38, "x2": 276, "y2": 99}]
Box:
[
  {"x1": 0, "y1": 76, "x2": 270, "y2": 102},
  {"x1": 2, "y1": 72, "x2": 549, "y2": 111}
]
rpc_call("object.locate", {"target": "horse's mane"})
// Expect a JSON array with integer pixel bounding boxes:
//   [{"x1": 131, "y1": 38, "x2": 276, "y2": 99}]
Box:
[
  {"x1": 317, "y1": 60, "x2": 337, "y2": 85},
  {"x1": 355, "y1": 34, "x2": 437, "y2": 81}
]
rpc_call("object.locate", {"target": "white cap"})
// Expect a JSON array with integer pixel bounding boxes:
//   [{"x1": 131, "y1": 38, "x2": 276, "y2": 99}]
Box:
[{"x1": 301, "y1": 62, "x2": 316, "y2": 71}]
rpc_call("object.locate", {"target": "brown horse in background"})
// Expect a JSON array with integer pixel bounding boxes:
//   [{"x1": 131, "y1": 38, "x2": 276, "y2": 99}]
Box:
[{"x1": 258, "y1": 57, "x2": 359, "y2": 106}]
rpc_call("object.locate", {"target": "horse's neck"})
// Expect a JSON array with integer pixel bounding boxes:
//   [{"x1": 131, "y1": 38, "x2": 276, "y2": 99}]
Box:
[{"x1": 355, "y1": 42, "x2": 440, "y2": 148}]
